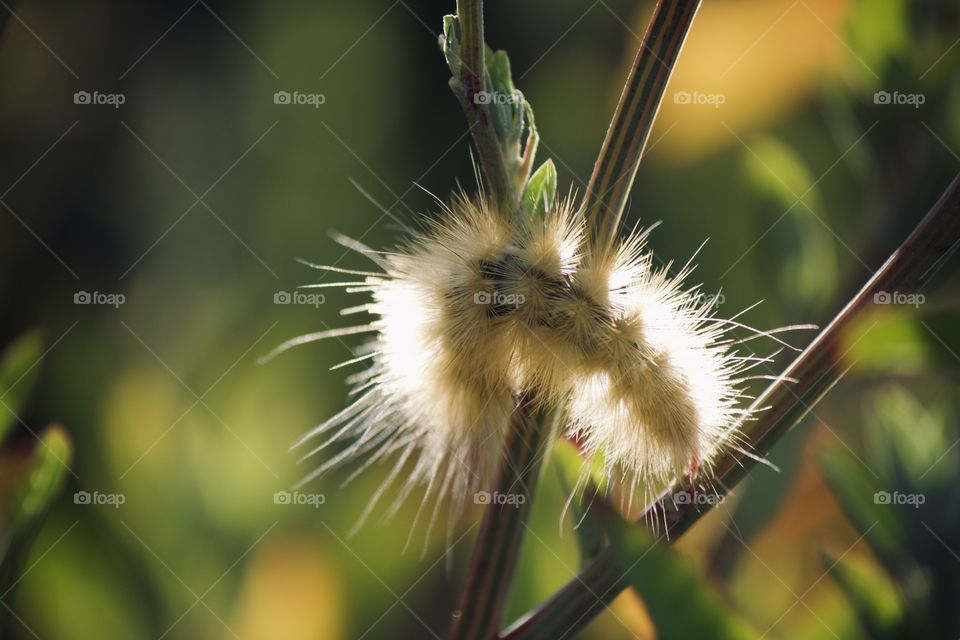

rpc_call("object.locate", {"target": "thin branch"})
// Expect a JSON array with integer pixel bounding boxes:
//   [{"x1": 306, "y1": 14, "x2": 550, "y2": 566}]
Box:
[
  {"x1": 449, "y1": 0, "x2": 517, "y2": 211},
  {"x1": 582, "y1": 0, "x2": 701, "y2": 256},
  {"x1": 457, "y1": 0, "x2": 484, "y2": 83},
  {"x1": 449, "y1": 396, "x2": 557, "y2": 640},
  {"x1": 502, "y1": 172, "x2": 960, "y2": 639},
  {"x1": 445, "y1": 3, "x2": 556, "y2": 638}
]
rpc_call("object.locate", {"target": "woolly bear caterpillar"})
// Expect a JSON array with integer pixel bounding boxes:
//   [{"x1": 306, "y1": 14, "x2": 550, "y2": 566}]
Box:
[{"x1": 268, "y1": 191, "x2": 797, "y2": 539}]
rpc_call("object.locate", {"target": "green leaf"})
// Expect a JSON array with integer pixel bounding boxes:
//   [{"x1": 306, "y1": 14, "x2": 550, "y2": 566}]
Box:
[
  {"x1": 845, "y1": 0, "x2": 909, "y2": 83},
  {"x1": 743, "y1": 137, "x2": 837, "y2": 309},
  {"x1": 0, "y1": 424, "x2": 72, "y2": 602},
  {"x1": 743, "y1": 138, "x2": 819, "y2": 209},
  {"x1": 818, "y1": 448, "x2": 904, "y2": 572},
  {"x1": 609, "y1": 522, "x2": 756, "y2": 640},
  {"x1": 0, "y1": 331, "x2": 44, "y2": 443},
  {"x1": 841, "y1": 308, "x2": 935, "y2": 374},
  {"x1": 10, "y1": 424, "x2": 72, "y2": 535},
  {"x1": 478, "y1": 45, "x2": 538, "y2": 194},
  {"x1": 440, "y1": 14, "x2": 461, "y2": 76},
  {"x1": 866, "y1": 386, "x2": 948, "y2": 482},
  {"x1": 482, "y1": 46, "x2": 522, "y2": 147},
  {"x1": 441, "y1": 15, "x2": 540, "y2": 206},
  {"x1": 522, "y1": 159, "x2": 557, "y2": 219},
  {"x1": 553, "y1": 440, "x2": 606, "y2": 564},
  {"x1": 483, "y1": 45, "x2": 513, "y2": 96},
  {"x1": 706, "y1": 426, "x2": 808, "y2": 581},
  {"x1": 821, "y1": 551, "x2": 902, "y2": 638}
]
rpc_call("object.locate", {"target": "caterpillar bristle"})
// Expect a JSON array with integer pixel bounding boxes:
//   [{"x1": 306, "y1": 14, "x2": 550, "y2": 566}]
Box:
[{"x1": 277, "y1": 189, "x2": 784, "y2": 538}]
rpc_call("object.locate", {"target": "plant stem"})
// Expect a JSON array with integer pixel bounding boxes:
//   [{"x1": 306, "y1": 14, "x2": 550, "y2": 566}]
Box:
[
  {"x1": 457, "y1": 0, "x2": 483, "y2": 83},
  {"x1": 502, "y1": 172, "x2": 960, "y2": 639},
  {"x1": 450, "y1": 0, "x2": 516, "y2": 211},
  {"x1": 449, "y1": 395, "x2": 556, "y2": 640},
  {"x1": 582, "y1": 0, "x2": 701, "y2": 256},
  {"x1": 499, "y1": 550, "x2": 625, "y2": 640},
  {"x1": 445, "y1": 3, "x2": 555, "y2": 638}
]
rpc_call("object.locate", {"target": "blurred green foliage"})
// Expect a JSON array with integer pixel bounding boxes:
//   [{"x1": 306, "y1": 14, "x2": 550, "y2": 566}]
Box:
[
  {"x1": 609, "y1": 517, "x2": 758, "y2": 640},
  {"x1": 821, "y1": 388, "x2": 960, "y2": 638},
  {"x1": 0, "y1": 334, "x2": 72, "y2": 636},
  {"x1": 0, "y1": 0, "x2": 957, "y2": 638}
]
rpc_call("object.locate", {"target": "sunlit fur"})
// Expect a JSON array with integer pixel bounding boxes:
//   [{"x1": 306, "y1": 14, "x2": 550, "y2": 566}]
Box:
[
  {"x1": 286, "y1": 192, "x2": 763, "y2": 535},
  {"x1": 566, "y1": 240, "x2": 749, "y2": 502},
  {"x1": 500, "y1": 202, "x2": 586, "y2": 404},
  {"x1": 289, "y1": 194, "x2": 523, "y2": 541}
]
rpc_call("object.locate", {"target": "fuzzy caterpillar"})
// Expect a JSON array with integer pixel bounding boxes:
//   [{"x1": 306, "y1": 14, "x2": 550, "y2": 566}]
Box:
[{"x1": 284, "y1": 192, "x2": 767, "y2": 533}]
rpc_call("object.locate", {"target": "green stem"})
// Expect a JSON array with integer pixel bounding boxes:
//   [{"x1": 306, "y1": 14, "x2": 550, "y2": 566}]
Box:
[
  {"x1": 450, "y1": 0, "x2": 517, "y2": 211},
  {"x1": 456, "y1": 0, "x2": 484, "y2": 86},
  {"x1": 449, "y1": 395, "x2": 556, "y2": 640},
  {"x1": 502, "y1": 172, "x2": 960, "y2": 639},
  {"x1": 582, "y1": 0, "x2": 701, "y2": 255}
]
